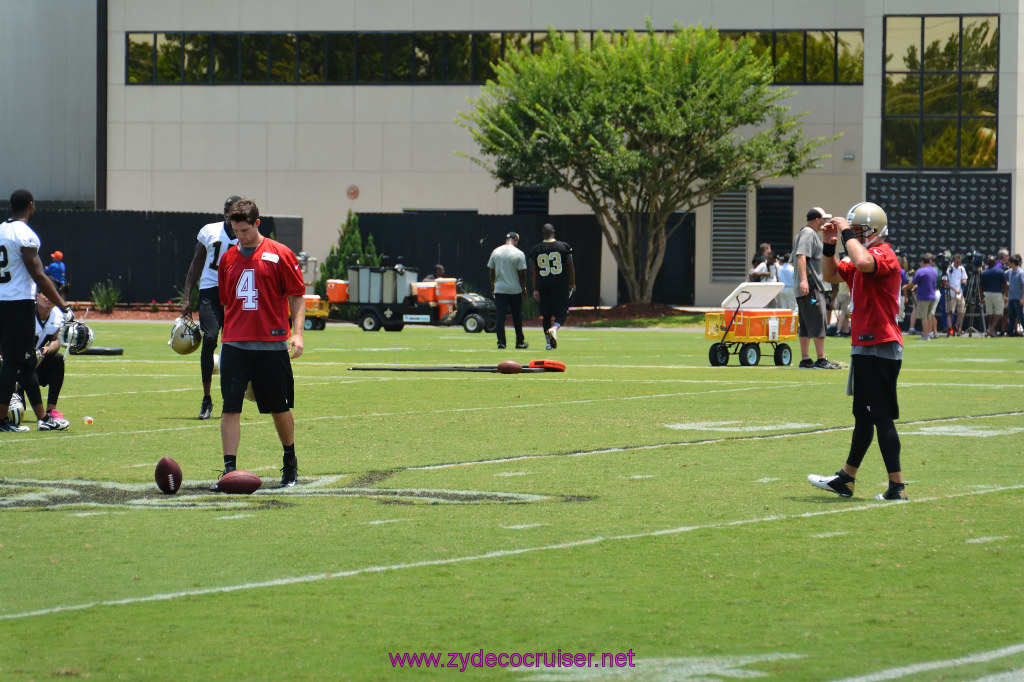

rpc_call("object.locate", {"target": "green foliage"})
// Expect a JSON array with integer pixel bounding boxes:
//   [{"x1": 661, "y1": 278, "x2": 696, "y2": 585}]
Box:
[
  {"x1": 314, "y1": 210, "x2": 382, "y2": 300},
  {"x1": 459, "y1": 22, "x2": 834, "y2": 303},
  {"x1": 171, "y1": 283, "x2": 199, "y2": 313},
  {"x1": 89, "y1": 278, "x2": 123, "y2": 314}
]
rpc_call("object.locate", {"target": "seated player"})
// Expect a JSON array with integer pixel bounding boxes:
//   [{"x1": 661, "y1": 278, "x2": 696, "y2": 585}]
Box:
[{"x1": 7, "y1": 287, "x2": 70, "y2": 430}]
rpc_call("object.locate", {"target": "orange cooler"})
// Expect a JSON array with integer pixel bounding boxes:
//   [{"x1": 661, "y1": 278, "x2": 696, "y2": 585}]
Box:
[
  {"x1": 435, "y1": 278, "x2": 457, "y2": 300},
  {"x1": 326, "y1": 280, "x2": 348, "y2": 303},
  {"x1": 416, "y1": 282, "x2": 437, "y2": 303}
]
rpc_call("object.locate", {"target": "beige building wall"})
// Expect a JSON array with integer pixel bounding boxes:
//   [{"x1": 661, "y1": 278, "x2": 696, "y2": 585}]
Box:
[{"x1": 104, "y1": 0, "x2": 1020, "y2": 305}]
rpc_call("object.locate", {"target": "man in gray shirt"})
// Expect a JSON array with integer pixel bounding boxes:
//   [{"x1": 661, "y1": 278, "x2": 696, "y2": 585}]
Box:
[
  {"x1": 793, "y1": 208, "x2": 841, "y2": 369},
  {"x1": 487, "y1": 232, "x2": 529, "y2": 350}
]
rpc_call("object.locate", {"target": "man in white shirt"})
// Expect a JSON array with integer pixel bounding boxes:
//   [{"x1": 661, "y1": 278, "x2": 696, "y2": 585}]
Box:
[
  {"x1": 944, "y1": 253, "x2": 968, "y2": 336},
  {"x1": 487, "y1": 232, "x2": 529, "y2": 350}
]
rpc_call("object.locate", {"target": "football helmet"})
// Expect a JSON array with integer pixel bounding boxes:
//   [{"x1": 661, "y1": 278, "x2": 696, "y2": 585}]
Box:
[
  {"x1": 8, "y1": 392, "x2": 25, "y2": 427},
  {"x1": 169, "y1": 315, "x2": 201, "y2": 355},
  {"x1": 846, "y1": 202, "x2": 888, "y2": 247},
  {"x1": 59, "y1": 322, "x2": 95, "y2": 354}
]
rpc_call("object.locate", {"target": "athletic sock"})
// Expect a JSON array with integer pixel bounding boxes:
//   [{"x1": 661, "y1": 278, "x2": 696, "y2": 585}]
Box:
[
  {"x1": 283, "y1": 444, "x2": 296, "y2": 460},
  {"x1": 223, "y1": 455, "x2": 236, "y2": 469}
]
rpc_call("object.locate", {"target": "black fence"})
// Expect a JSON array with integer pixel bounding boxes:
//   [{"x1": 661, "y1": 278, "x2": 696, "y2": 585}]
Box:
[{"x1": 0, "y1": 208, "x2": 302, "y2": 303}]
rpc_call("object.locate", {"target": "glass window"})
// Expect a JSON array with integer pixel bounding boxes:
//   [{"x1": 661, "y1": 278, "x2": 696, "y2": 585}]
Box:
[
  {"x1": 211, "y1": 34, "x2": 239, "y2": 82},
  {"x1": 923, "y1": 16, "x2": 960, "y2": 72},
  {"x1": 805, "y1": 31, "x2": 835, "y2": 83},
  {"x1": 960, "y1": 118, "x2": 996, "y2": 168},
  {"x1": 962, "y1": 16, "x2": 998, "y2": 71},
  {"x1": 326, "y1": 33, "x2": 354, "y2": 82},
  {"x1": 127, "y1": 33, "x2": 155, "y2": 83},
  {"x1": 297, "y1": 33, "x2": 325, "y2": 83},
  {"x1": 183, "y1": 34, "x2": 209, "y2": 83},
  {"x1": 884, "y1": 72, "x2": 920, "y2": 115},
  {"x1": 413, "y1": 33, "x2": 442, "y2": 82},
  {"x1": 774, "y1": 31, "x2": 803, "y2": 82},
  {"x1": 532, "y1": 31, "x2": 550, "y2": 55},
  {"x1": 923, "y1": 72, "x2": 958, "y2": 114},
  {"x1": 837, "y1": 31, "x2": 863, "y2": 83},
  {"x1": 385, "y1": 33, "x2": 412, "y2": 82},
  {"x1": 156, "y1": 33, "x2": 183, "y2": 83},
  {"x1": 356, "y1": 33, "x2": 384, "y2": 82},
  {"x1": 504, "y1": 32, "x2": 531, "y2": 58},
  {"x1": 883, "y1": 118, "x2": 920, "y2": 168},
  {"x1": 962, "y1": 72, "x2": 997, "y2": 116},
  {"x1": 921, "y1": 118, "x2": 958, "y2": 168},
  {"x1": 240, "y1": 34, "x2": 268, "y2": 83},
  {"x1": 745, "y1": 32, "x2": 772, "y2": 62},
  {"x1": 269, "y1": 33, "x2": 297, "y2": 82},
  {"x1": 472, "y1": 32, "x2": 501, "y2": 82},
  {"x1": 445, "y1": 33, "x2": 471, "y2": 82},
  {"x1": 885, "y1": 16, "x2": 920, "y2": 71}
]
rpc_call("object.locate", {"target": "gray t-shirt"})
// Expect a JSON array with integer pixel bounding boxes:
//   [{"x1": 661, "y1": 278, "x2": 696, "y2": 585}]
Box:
[
  {"x1": 487, "y1": 244, "x2": 527, "y2": 295},
  {"x1": 792, "y1": 226, "x2": 825, "y2": 294}
]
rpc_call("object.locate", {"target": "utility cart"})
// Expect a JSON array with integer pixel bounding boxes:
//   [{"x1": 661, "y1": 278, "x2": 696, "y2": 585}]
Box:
[{"x1": 704, "y1": 282, "x2": 796, "y2": 366}]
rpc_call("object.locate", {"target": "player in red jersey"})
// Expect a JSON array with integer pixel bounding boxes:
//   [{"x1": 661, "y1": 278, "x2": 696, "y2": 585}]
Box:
[
  {"x1": 808, "y1": 202, "x2": 907, "y2": 501},
  {"x1": 213, "y1": 199, "x2": 306, "y2": 490}
]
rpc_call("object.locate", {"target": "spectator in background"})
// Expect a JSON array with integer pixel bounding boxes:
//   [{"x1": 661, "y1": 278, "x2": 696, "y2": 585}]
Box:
[
  {"x1": 832, "y1": 256, "x2": 852, "y2": 336},
  {"x1": 910, "y1": 253, "x2": 938, "y2": 340},
  {"x1": 776, "y1": 253, "x2": 797, "y2": 311},
  {"x1": 423, "y1": 264, "x2": 445, "y2": 282},
  {"x1": 793, "y1": 207, "x2": 841, "y2": 369},
  {"x1": 980, "y1": 255, "x2": 1007, "y2": 337},
  {"x1": 897, "y1": 254, "x2": 909, "y2": 326},
  {"x1": 1005, "y1": 254, "x2": 1024, "y2": 337},
  {"x1": 944, "y1": 253, "x2": 968, "y2": 337},
  {"x1": 488, "y1": 232, "x2": 529, "y2": 350},
  {"x1": 44, "y1": 251, "x2": 68, "y2": 298}
]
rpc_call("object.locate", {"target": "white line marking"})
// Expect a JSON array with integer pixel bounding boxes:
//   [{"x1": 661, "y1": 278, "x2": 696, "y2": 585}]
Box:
[
  {"x1": 364, "y1": 519, "x2": 404, "y2": 525},
  {"x1": 810, "y1": 531, "x2": 849, "y2": 538},
  {"x1": 503, "y1": 523, "x2": 546, "y2": 530},
  {"x1": 830, "y1": 642, "x2": 1024, "y2": 682},
  {"x1": 965, "y1": 536, "x2": 1007, "y2": 544},
  {"x1": 757, "y1": 477, "x2": 782, "y2": 483},
  {"x1": 666, "y1": 421, "x2": 817, "y2": 431},
  {"x1": 216, "y1": 514, "x2": 253, "y2": 520},
  {"x1": 3, "y1": 483, "x2": 1020, "y2": 623},
  {"x1": 628, "y1": 475, "x2": 655, "y2": 480},
  {"x1": 495, "y1": 471, "x2": 530, "y2": 477}
]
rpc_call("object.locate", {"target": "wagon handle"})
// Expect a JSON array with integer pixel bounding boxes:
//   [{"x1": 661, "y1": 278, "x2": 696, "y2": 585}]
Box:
[{"x1": 719, "y1": 290, "x2": 751, "y2": 344}]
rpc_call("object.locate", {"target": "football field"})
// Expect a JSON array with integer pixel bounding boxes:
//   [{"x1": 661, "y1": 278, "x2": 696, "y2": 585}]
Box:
[{"x1": 1, "y1": 321, "x2": 1022, "y2": 681}]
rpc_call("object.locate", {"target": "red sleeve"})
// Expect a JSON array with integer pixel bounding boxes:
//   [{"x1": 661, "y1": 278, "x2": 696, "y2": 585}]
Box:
[
  {"x1": 868, "y1": 246, "x2": 899, "y2": 276},
  {"x1": 278, "y1": 245, "x2": 306, "y2": 296},
  {"x1": 836, "y1": 257, "x2": 856, "y2": 286}
]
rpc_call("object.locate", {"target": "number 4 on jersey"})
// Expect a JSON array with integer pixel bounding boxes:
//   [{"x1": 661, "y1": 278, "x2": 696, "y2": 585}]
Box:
[{"x1": 236, "y1": 269, "x2": 258, "y2": 310}]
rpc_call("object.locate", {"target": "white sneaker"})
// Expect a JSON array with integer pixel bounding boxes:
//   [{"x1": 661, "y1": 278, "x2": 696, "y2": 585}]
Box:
[{"x1": 546, "y1": 326, "x2": 558, "y2": 349}]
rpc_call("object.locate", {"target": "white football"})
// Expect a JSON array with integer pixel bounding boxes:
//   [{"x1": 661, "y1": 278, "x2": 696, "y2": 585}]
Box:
[
  {"x1": 244, "y1": 381, "x2": 256, "y2": 402},
  {"x1": 212, "y1": 353, "x2": 220, "y2": 374},
  {"x1": 8, "y1": 394, "x2": 25, "y2": 427}
]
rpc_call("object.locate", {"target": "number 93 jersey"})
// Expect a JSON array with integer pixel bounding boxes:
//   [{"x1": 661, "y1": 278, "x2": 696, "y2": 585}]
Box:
[
  {"x1": 529, "y1": 240, "x2": 573, "y2": 287},
  {"x1": 218, "y1": 238, "x2": 305, "y2": 342},
  {"x1": 197, "y1": 221, "x2": 239, "y2": 290}
]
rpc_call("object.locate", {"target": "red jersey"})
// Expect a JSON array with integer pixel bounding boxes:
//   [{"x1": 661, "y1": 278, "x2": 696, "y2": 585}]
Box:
[
  {"x1": 836, "y1": 242, "x2": 903, "y2": 347},
  {"x1": 219, "y1": 237, "x2": 305, "y2": 342}
]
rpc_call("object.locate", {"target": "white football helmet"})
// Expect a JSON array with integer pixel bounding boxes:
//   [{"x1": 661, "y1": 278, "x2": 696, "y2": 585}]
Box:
[
  {"x1": 169, "y1": 315, "x2": 201, "y2": 355},
  {"x1": 8, "y1": 392, "x2": 25, "y2": 427},
  {"x1": 846, "y1": 202, "x2": 889, "y2": 247},
  {"x1": 59, "y1": 322, "x2": 95, "y2": 354}
]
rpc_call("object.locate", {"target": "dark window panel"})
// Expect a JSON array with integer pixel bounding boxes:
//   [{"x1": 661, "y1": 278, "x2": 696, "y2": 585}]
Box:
[
  {"x1": 240, "y1": 34, "x2": 269, "y2": 83},
  {"x1": 211, "y1": 33, "x2": 239, "y2": 82},
  {"x1": 413, "y1": 32, "x2": 442, "y2": 82},
  {"x1": 127, "y1": 33, "x2": 156, "y2": 83},
  {"x1": 960, "y1": 118, "x2": 997, "y2": 168},
  {"x1": 962, "y1": 16, "x2": 998, "y2": 71},
  {"x1": 356, "y1": 33, "x2": 384, "y2": 82},
  {"x1": 504, "y1": 32, "x2": 531, "y2": 57},
  {"x1": 156, "y1": 33, "x2": 183, "y2": 83},
  {"x1": 446, "y1": 32, "x2": 471, "y2": 82},
  {"x1": 297, "y1": 33, "x2": 325, "y2": 82},
  {"x1": 326, "y1": 33, "x2": 354, "y2": 82},
  {"x1": 183, "y1": 33, "x2": 210, "y2": 82},
  {"x1": 882, "y1": 118, "x2": 920, "y2": 168},
  {"x1": 884, "y1": 72, "x2": 921, "y2": 115},
  {"x1": 923, "y1": 72, "x2": 958, "y2": 114},
  {"x1": 837, "y1": 31, "x2": 864, "y2": 82},
  {"x1": 921, "y1": 118, "x2": 958, "y2": 168},
  {"x1": 923, "y1": 16, "x2": 960, "y2": 72},
  {"x1": 961, "y1": 72, "x2": 997, "y2": 116},
  {"x1": 805, "y1": 31, "x2": 835, "y2": 83},
  {"x1": 269, "y1": 33, "x2": 297, "y2": 83},
  {"x1": 472, "y1": 32, "x2": 501, "y2": 82},
  {"x1": 386, "y1": 33, "x2": 413, "y2": 82},
  {"x1": 885, "y1": 16, "x2": 921, "y2": 71},
  {"x1": 745, "y1": 31, "x2": 772, "y2": 62},
  {"x1": 774, "y1": 31, "x2": 804, "y2": 82}
]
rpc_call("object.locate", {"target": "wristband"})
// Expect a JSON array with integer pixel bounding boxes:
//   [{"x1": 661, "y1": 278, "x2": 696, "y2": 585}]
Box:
[
  {"x1": 822, "y1": 242, "x2": 836, "y2": 258},
  {"x1": 840, "y1": 228, "x2": 856, "y2": 248}
]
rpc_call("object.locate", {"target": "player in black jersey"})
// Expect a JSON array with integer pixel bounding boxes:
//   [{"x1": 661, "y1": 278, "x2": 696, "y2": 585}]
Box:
[{"x1": 529, "y1": 224, "x2": 576, "y2": 350}]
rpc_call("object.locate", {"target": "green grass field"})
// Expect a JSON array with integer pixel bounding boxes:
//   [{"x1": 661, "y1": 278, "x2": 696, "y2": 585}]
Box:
[{"x1": 2, "y1": 320, "x2": 1022, "y2": 681}]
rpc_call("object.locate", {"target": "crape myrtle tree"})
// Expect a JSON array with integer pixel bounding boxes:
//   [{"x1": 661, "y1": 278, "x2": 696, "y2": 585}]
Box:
[{"x1": 459, "y1": 24, "x2": 833, "y2": 303}]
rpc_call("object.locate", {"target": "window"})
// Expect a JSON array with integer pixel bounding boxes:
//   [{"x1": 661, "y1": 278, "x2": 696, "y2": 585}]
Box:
[
  {"x1": 126, "y1": 32, "x2": 155, "y2": 83},
  {"x1": 155, "y1": 33, "x2": 183, "y2": 83},
  {"x1": 711, "y1": 191, "x2": 748, "y2": 283},
  {"x1": 184, "y1": 34, "x2": 210, "y2": 83},
  {"x1": 882, "y1": 15, "x2": 998, "y2": 170}
]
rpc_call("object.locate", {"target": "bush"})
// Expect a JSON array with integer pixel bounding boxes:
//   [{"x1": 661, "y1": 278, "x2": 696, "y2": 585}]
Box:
[{"x1": 90, "y1": 278, "x2": 123, "y2": 314}]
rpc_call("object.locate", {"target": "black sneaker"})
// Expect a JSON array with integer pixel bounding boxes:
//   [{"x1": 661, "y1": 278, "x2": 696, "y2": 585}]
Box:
[
  {"x1": 0, "y1": 417, "x2": 30, "y2": 433},
  {"x1": 496, "y1": 343, "x2": 506, "y2": 349},
  {"x1": 798, "y1": 359, "x2": 815, "y2": 369},
  {"x1": 808, "y1": 470, "x2": 856, "y2": 497},
  {"x1": 875, "y1": 483, "x2": 908, "y2": 501},
  {"x1": 199, "y1": 398, "x2": 213, "y2": 420},
  {"x1": 814, "y1": 358, "x2": 842, "y2": 370},
  {"x1": 280, "y1": 455, "x2": 298, "y2": 488},
  {"x1": 210, "y1": 465, "x2": 236, "y2": 492},
  {"x1": 515, "y1": 341, "x2": 529, "y2": 349}
]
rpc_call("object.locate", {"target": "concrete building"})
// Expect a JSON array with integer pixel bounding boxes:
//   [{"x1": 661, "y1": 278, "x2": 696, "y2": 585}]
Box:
[{"x1": 2, "y1": 0, "x2": 1020, "y2": 305}]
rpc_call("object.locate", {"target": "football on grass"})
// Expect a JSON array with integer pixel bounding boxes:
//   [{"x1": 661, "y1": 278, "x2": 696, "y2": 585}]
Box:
[
  {"x1": 497, "y1": 360, "x2": 522, "y2": 374},
  {"x1": 155, "y1": 457, "x2": 182, "y2": 494},
  {"x1": 217, "y1": 469, "x2": 262, "y2": 494}
]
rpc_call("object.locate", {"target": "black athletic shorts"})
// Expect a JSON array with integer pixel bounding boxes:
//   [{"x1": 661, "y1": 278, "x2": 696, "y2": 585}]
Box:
[
  {"x1": 536, "y1": 284, "x2": 570, "y2": 319},
  {"x1": 220, "y1": 344, "x2": 294, "y2": 414},
  {"x1": 851, "y1": 354, "x2": 901, "y2": 421},
  {"x1": 198, "y1": 287, "x2": 225, "y2": 341}
]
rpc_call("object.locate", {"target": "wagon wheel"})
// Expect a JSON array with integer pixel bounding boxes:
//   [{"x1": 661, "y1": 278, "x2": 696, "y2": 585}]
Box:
[
  {"x1": 773, "y1": 343, "x2": 792, "y2": 366},
  {"x1": 708, "y1": 343, "x2": 729, "y2": 366},
  {"x1": 738, "y1": 343, "x2": 761, "y2": 366}
]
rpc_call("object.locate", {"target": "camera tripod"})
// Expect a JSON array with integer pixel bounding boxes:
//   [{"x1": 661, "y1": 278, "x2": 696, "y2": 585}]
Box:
[{"x1": 960, "y1": 268, "x2": 984, "y2": 336}]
